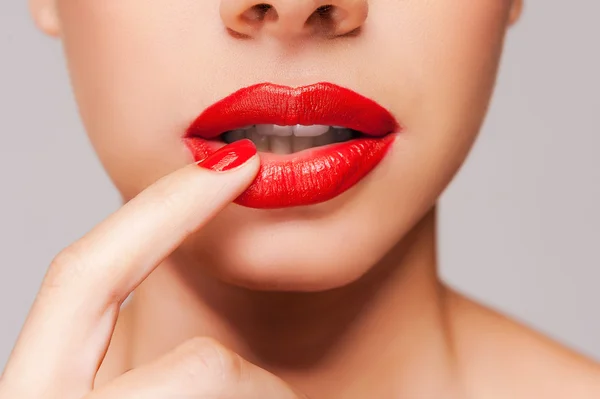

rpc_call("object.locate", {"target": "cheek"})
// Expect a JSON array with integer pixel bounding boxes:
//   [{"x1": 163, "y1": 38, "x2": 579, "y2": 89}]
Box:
[
  {"x1": 371, "y1": 0, "x2": 511, "y2": 195},
  {"x1": 56, "y1": 0, "x2": 225, "y2": 196}
]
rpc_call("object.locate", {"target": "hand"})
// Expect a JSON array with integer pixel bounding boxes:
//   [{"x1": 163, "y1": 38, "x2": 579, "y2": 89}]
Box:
[{"x1": 0, "y1": 140, "x2": 305, "y2": 399}]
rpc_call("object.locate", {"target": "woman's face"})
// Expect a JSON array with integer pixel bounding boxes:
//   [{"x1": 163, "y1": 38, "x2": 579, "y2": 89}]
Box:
[{"x1": 32, "y1": 0, "x2": 521, "y2": 291}]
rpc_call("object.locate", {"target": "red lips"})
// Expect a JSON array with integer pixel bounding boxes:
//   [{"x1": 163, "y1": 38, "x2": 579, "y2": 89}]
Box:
[{"x1": 183, "y1": 82, "x2": 400, "y2": 208}]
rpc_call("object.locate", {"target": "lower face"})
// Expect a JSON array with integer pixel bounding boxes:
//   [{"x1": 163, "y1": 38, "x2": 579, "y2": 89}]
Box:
[{"x1": 54, "y1": 0, "x2": 514, "y2": 291}]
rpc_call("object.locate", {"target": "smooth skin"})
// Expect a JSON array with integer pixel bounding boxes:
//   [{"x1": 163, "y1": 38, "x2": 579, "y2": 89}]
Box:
[{"x1": 2, "y1": 0, "x2": 600, "y2": 398}]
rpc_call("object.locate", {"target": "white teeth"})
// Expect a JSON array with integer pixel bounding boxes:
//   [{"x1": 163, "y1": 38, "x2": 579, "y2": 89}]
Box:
[
  {"x1": 256, "y1": 124, "x2": 294, "y2": 136},
  {"x1": 255, "y1": 124, "x2": 274, "y2": 136},
  {"x1": 222, "y1": 125, "x2": 357, "y2": 154},
  {"x1": 254, "y1": 124, "x2": 329, "y2": 137},
  {"x1": 293, "y1": 136, "x2": 315, "y2": 152},
  {"x1": 248, "y1": 129, "x2": 270, "y2": 152},
  {"x1": 272, "y1": 125, "x2": 294, "y2": 136},
  {"x1": 293, "y1": 125, "x2": 330, "y2": 137},
  {"x1": 270, "y1": 136, "x2": 292, "y2": 154}
]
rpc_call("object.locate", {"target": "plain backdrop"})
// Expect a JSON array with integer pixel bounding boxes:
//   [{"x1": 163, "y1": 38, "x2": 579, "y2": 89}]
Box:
[{"x1": 1, "y1": 1, "x2": 599, "y2": 370}]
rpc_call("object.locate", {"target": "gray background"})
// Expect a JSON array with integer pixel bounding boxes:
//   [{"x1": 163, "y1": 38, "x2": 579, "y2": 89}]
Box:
[{"x1": 1, "y1": 1, "x2": 598, "y2": 370}]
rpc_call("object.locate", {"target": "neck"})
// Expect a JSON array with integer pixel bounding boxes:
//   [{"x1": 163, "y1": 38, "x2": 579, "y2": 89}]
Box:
[{"x1": 124, "y1": 207, "x2": 458, "y2": 397}]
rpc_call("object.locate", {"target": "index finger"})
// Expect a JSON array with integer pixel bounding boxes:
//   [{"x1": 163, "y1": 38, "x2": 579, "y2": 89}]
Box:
[{"x1": 2, "y1": 140, "x2": 259, "y2": 398}]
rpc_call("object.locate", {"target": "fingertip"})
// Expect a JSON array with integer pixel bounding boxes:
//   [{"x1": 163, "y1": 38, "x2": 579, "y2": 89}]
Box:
[{"x1": 197, "y1": 139, "x2": 258, "y2": 173}]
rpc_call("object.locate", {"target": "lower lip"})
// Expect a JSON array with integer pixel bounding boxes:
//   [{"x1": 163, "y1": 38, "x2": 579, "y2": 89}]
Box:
[{"x1": 184, "y1": 135, "x2": 396, "y2": 208}]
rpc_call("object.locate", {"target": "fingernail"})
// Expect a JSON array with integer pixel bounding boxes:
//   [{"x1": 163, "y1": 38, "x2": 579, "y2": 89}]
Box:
[{"x1": 197, "y1": 139, "x2": 257, "y2": 172}]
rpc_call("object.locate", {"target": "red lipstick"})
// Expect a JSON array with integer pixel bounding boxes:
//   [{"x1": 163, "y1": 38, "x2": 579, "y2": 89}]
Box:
[{"x1": 183, "y1": 82, "x2": 400, "y2": 208}]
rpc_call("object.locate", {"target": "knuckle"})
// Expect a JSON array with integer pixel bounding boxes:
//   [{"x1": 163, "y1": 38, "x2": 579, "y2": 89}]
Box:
[
  {"x1": 44, "y1": 244, "x2": 89, "y2": 288},
  {"x1": 177, "y1": 337, "x2": 243, "y2": 386},
  {"x1": 43, "y1": 244, "x2": 124, "y2": 306}
]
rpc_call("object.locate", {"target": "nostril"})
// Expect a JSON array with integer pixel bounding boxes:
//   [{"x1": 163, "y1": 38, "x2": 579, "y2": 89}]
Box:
[
  {"x1": 255, "y1": 3, "x2": 272, "y2": 12},
  {"x1": 254, "y1": 3, "x2": 273, "y2": 17},
  {"x1": 221, "y1": 0, "x2": 368, "y2": 40},
  {"x1": 241, "y1": 3, "x2": 275, "y2": 23},
  {"x1": 316, "y1": 5, "x2": 334, "y2": 16},
  {"x1": 306, "y1": 5, "x2": 338, "y2": 34}
]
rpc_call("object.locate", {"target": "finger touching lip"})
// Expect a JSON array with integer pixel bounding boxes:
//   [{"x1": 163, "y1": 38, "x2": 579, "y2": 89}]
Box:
[{"x1": 183, "y1": 82, "x2": 401, "y2": 209}]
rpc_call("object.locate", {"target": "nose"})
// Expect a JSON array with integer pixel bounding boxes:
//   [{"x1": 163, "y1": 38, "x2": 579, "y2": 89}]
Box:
[{"x1": 220, "y1": 0, "x2": 369, "y2": 40}]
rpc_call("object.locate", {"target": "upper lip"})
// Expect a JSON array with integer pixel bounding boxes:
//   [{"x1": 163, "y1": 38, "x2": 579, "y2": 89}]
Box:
[{"x1": 185, "y1": 82, "x2": 400, "y2": 139}]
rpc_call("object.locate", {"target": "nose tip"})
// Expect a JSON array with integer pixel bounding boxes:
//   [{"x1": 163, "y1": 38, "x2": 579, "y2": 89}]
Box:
[{"x1": 220, "y1": 0, "x2": 368, "y2": 40}]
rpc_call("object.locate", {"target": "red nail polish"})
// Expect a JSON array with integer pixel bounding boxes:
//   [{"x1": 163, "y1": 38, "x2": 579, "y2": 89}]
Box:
[{"x1": 197, "y1": 139, "x2": 257, "y2": 172}]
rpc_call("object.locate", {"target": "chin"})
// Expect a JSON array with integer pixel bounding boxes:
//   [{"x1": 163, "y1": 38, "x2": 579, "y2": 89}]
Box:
[
  {"x1": 179, "y1": 223, "x2": 374, "y2": 293},
  {"x1": 174, "y1": 204, "x2": 417, "y2": 293},
  {"x1": 173, "y1": 201, "x2": 387, "y2": 292},
  {"x1": 211, "y1": 258, "x2": 368, "y2": 293}
]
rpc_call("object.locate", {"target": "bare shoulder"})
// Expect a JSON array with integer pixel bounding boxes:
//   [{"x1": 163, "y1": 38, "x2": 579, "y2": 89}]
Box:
[{"x1": 444, "y1": 287, "x2": 600, "y2": 399}]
